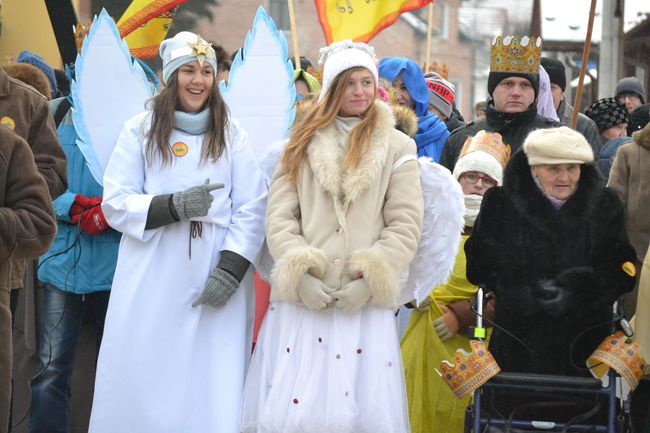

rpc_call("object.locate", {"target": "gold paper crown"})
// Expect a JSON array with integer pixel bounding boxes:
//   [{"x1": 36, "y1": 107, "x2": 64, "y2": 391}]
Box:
[
  {"x1": 422, "y1": 62, "x2": 449, "y2": 80},
  {"x1": 490, "y1": 36, "x2": 542, "y2": 74},
  {"x1": 587, "y1": 331, "x2": 647, "y2": 391},
  {"x1": 460, "y1": 131, "x2": 512, "y2": 169},
  {"x1": 440, "y1": 340, "x2": 501, "y2": 399}
]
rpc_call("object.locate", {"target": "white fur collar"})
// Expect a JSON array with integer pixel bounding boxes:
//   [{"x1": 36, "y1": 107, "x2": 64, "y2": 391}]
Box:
[{"x1": 307, "y1": 101, "x2": 395, "y2": 205}]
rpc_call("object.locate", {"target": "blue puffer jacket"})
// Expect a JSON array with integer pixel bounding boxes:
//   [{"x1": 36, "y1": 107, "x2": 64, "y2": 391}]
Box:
[{"x1": 37, "y1": 98, "x2": 121, "y2": 294}]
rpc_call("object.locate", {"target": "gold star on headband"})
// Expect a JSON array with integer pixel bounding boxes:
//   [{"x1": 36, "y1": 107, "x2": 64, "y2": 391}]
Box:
[{"x1": 188, "y1": 35, "x2": 211, "y2": 66}]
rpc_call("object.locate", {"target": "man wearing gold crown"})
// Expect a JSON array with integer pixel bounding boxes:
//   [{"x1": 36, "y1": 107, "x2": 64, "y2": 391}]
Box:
[{"x1": 440, "y1": 36, "x2": 560, "y2": 171}]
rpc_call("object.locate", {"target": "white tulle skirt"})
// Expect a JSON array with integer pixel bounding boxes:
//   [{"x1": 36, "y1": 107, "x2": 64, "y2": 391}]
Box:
[{"x1": 240, "y1": 301, "x2": 410, "y2": 433}]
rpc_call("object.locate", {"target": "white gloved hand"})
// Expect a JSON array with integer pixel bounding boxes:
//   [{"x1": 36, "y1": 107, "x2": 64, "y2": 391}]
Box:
[
  {"x1": 432, "y1": 307, "x2": 460, "y2": 342},
  {"x1": 335, "y1": 278, "x2": 372, "y2": 314},
  {"x1": 297, "y1": 273, "x2": 334, "y2": 310}
]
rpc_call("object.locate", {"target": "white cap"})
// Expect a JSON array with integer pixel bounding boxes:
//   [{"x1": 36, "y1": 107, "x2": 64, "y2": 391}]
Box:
[
  {"x1": 318, "y1": 40, "x2": 378, "y2": 100},
  {"x1": 523, "y1": 126, "x2": 594, "y2": 165},
  {"x1": 453, "y1": 150, "x2": 504, "y2": 186},
  {"x1": 159, "y1": 31, "x2": 217, "y2": 85}
]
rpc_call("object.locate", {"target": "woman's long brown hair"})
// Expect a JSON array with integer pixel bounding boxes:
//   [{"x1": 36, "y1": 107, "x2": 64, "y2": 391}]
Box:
[
  {"x1": 281, "y1": 67, "x2": 378, "y2": 183},
  {"x1": 145, "y1": 69, "x2": 229, "y2": 166}
]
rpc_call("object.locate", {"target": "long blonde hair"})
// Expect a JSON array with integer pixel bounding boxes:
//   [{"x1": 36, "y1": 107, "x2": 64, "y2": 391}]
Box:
[{"x1": 281, "y1": 67, "x2": 378, "y2": 183}]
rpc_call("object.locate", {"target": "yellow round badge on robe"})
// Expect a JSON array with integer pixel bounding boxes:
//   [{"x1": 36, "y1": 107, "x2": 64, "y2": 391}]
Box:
[
  {"x1": 1, "y1": 116, "x2": 15, "y2": 130},
  {"x1": 622, "y1": 262, "x2": 636, "y2": 277},
  {"x1": 172, "y1": 142, "x2": 188, "y2": 157}
]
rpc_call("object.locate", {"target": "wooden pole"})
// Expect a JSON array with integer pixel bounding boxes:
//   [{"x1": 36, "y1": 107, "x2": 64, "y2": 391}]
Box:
[
  {"x1": 571, "y1": 0, "x2": 598, "y2": 129},
  {"x1": 425, "y1": 2, "x2": 434, "y2": 70},
  {"x1": 287, "y1": 0, "x2": 301, "y2": 69},
  {"x1": 44, "y1": 0, "x2": 79, "y2": 66}
]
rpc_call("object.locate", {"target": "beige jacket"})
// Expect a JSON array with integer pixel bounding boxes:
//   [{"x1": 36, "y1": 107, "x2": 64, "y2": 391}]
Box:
[
  {"x1": 266, "y1": 101, "x2": 423, "y2": 308},
  {"x1": 607, "y1": 124, "x2": 650, "y2": 262},
  {"x1": 634, "y1": 245, "x2": 650, "y2": 374}
]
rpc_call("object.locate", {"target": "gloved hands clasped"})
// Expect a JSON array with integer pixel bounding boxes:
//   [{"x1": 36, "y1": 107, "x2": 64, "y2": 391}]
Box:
[
  {"x1": 69, "y1": 194, "x2": 109, "y2": 236},
  {"x1": 296, "y1": 273, "x2": 373, "y2": 313}
]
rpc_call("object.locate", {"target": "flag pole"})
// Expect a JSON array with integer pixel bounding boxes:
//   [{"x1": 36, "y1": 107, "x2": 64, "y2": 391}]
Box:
[
  {"x1": 571, "y1": 0, "x2": 597, "y2": 129},
  {"x1": 425, "y1": 2, "x2": 434, "y2": 70},
  {"x1": 287, "y1": 0, "x2": 301, "y2": 69}
]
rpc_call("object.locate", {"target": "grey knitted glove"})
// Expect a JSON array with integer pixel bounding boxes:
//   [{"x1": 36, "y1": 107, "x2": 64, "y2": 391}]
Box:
[
  {"x1": 297, "y1": 273, "x2": 334, "y2": 310},
  {"x1": 334, "y1": 278, "x2": 372, "y2": 314},
  {"x1": 192, "y1": 268, "x2": 239, "y2": 308},
  {"x1": 172, "y1": 179, "x2": 224, "y2": 221}
]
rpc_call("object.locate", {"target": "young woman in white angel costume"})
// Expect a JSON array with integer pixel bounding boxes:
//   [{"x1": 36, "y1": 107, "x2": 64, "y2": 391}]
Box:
[
  {"x1": 240, "y1": 40, "x2": 424, "y2": 433},
  {"x1": 88, "y1": 31, "x2": 267, "y2": 433}
]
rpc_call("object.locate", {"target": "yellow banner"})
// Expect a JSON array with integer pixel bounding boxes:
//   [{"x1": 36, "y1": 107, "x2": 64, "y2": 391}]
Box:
[
  {"x1": 315, "y1": 0, "x2": 432, "y2": 44},
  {"x1": 117, "y1": 0, "x2": 187, "y2": 59}
]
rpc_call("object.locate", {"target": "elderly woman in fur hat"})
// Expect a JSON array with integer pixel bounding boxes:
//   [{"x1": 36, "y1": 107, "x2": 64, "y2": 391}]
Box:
[
  {"x1": 465, "y1": 126, "x2": 636, "y2": 420},
  {"x1": 241, "y1": 40, "x2": 423, "y2": 433}
]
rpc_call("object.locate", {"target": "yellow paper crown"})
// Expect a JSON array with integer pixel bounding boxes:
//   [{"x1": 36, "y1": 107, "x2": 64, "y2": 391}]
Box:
[
  {"x1": 460, "y1": 131, "x2": 512, "y2": 169},
  {"x1": 422, "y1": 62, "x2": 449, "y2": 80},
  {"x1": 490, "y1": 36, "x2": 542, "y2": 74},
  {"x1": 587, "y1": 331, "x2": 647, "y2": 391},
  {"x1": 440, "y1": 340, "x2": 501, "y2": 399}
]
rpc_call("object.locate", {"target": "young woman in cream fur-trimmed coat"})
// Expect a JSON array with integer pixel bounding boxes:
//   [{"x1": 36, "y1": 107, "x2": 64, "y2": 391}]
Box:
[{"x1": 241, "y1": 41, "x2": 423, "y2": 433}]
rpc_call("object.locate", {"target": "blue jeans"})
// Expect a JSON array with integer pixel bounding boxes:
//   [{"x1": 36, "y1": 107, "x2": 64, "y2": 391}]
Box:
[{"x1": 28, "y1": 285, "x2": 109, "y2": 433}]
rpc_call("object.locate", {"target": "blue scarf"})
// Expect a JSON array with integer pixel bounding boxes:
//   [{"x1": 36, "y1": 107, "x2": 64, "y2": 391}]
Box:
[
  {"x1": 173, "y1": 109, "x2": 210, "y2": 135},
  {"x1": 414, "y1": 112, "x2": 449, "y2": 162},
  {"x1": 378, "y1": 57, "x2": 430, "y2": 117}
]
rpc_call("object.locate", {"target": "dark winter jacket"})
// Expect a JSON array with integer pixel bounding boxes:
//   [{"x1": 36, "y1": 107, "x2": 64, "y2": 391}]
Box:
[
  {"x1": 465, "y1": 150, "x2": 636, "y2": 376},
  {"x1": 557, "y1": 100, "x2": 602, "y2": 157},
  {"x1": 0, "y1": 67, "x2": 67, "y2": 289},
  {"x1": 440, "y1": 102, "x2": 559, "y2": 171}
]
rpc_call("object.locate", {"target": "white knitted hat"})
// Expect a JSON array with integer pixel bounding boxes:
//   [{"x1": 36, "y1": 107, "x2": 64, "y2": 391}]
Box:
[
  {"x1": 523, "y1": 126, "x2": 594, "y2": 165},
  {"x1": 159, "y1": 31, "x2": 217, "y2": 85},
  {"x1": 318, "y1": 40, "x2": 378, "y2": 101},
  {"x1": 453, "y1": 151, "x2": 504, "y2": 186}
]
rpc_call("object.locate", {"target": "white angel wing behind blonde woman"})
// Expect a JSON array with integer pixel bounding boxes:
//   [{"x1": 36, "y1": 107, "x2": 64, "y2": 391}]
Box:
[{"x1": 396, "y1": 157, "x2": 465, "y2": 307}]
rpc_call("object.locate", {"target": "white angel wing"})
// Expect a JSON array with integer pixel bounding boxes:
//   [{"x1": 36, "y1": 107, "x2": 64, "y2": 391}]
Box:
[
  {"x1": 220, "y1": 6, "x2": 295, "y2": 181},
  {"x1": 398, "y1": 157, "x2": 465, "y2": 306},
  {"x1": 220, "y1": 7, "x2": 296, "y2": 277},
  {"x1": 71, "y1": 9, "x2": 154, "y2": 186}
]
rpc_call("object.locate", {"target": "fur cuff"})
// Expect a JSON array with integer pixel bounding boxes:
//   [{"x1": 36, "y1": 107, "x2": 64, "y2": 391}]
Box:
[
  {"x1": 270, "y1": 246, "x2": 328, "y2": 303},
  {"x1": 348, "y1": 249, "x2": 398, "y2": 308}
]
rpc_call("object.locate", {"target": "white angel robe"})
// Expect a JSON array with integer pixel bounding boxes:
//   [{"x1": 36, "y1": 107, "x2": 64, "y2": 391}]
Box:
[{"x1": 88, "y1": 112, "x2": 267, "y2": 433}]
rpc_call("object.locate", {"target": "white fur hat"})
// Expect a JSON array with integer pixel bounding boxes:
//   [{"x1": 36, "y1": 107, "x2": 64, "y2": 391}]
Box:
[
  {"x1": 159, "y1": 31, "x2": 217, "y2": 85},
  {"x1": 523, "y1": 126, "x2": 594, "y2": 165},
  {"x1": 318, "y1": 40, "x2": 378, "y2": 100}
]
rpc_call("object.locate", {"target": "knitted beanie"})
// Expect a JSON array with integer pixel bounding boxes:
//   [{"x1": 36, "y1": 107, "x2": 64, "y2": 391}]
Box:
[
  {"x1": 318, "y1": 40, "x2": 378, "y2": 101},
  {"x1": 487, "y1": 71, "x2": 539, "y2": 99},
  {"x1": 615, "y1": 77, "x2": 646, "y2": 104},
  {"x1": 424, "y1": 72, "x2": 455, "y2": 119},
  {"x1": 629, "y1": 103, "x2": 650, "y2": 134},
  {"x1": 16, "y1": 50, "x2": 57, "y2": 99},
  {"x1": 160, "y1": 32, "x2": 217, "y2": 85},
  {"x1": 523, "y1": 126, "x2": 594, "y2": 165},
  {"x1": 453, "y1": 130, "x2": 509, "y2": 186},
  {"x1": 584, "y1": 97, "x2": 630, "y2": 133},
  {"x1": 540, "y1": 57, "x2": 566, "y2": 91}
]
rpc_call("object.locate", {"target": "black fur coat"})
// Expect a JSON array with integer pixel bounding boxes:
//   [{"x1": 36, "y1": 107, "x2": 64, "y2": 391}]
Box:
[{"x1": 465, "y1": 150, "x2": 636, "y2": 376}]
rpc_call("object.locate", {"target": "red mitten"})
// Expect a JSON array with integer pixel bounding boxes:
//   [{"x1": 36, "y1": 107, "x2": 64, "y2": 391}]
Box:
[
  {"x1": 78, "y1": 206, "x2": 109, "y2": 235},
  {"x1": 70, "y1": 194, "x2": 102, "y2": 223}
]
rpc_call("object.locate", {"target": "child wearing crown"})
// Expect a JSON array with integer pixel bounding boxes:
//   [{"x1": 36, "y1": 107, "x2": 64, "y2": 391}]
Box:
[
  {"x1": 240, "y1": 40, "x2": 423, "y2": 433},
  {"x1": 401, "y1": 131, "x2": 509, "y2": 433}
]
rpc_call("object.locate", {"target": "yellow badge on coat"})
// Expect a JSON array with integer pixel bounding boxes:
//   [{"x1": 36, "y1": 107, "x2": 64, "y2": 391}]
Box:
[
  {"x1": 622, "y1": 262, "x2": 636, "y2": 277},
  {"x1": 1, "y1": 116, "x2": 15, "y2": 130},
  {"x1": 171, "y1": 142, "x2": 188, "y2": 157}
]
